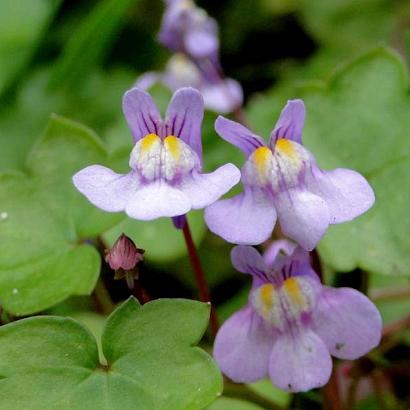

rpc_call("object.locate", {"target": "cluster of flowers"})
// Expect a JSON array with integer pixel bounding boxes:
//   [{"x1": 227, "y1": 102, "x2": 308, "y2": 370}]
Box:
[{"x1": 72, "y1": 0, "x2": 382, "y2": 393}]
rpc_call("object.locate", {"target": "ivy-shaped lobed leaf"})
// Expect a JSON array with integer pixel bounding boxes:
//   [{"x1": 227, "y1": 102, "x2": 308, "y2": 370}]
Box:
[
  {"x1": 247, "y1": 47, "x2": 410, "y2": 276},
  {"x1": 0, "y1": 297, "x2": 222, "y2": 410},
  {"x1": 0, "y1": 115, "x2": 127, "y2": 315}
]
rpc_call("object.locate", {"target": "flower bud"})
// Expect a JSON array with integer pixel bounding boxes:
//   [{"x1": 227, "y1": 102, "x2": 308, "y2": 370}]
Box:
[{"x1": 105, "y1": 234, "x2": 145, "y2": 288}]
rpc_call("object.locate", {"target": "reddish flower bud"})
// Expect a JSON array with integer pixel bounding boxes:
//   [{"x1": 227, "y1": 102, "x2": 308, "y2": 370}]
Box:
[
  {"x1": 105, "y1": 234, "x2": 145, "y2": 288},
  {"x1": 105, "y1": 234, "x2": 144, "y2": 270}
]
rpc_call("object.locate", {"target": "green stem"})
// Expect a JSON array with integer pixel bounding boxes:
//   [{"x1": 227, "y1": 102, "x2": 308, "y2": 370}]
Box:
[{"x1": 93, "y1": 277, "x2": 115, "y2": 315}]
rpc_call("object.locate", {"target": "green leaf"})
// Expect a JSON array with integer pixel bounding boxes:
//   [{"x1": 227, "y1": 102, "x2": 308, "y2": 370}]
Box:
[
  {"x1": 0, "y1": 115, "x2": 125, "y2": 315},
  {"x1": 207, "y1": 397, "x2": 264, "y2": 410},
  {"x1": 49, "y1": 0, "x2": 136, "y2": 88},
  {"x1": 0, "y1": 298, "x2": 222, "y2": 410},
  {"x1": 369, "y1": 274, "x2": 410, "y2": 344},
  {"x1": 247, "y1": 380, "x2": 291, "y2": 407},
  {"x1": 0, "y1": 0, "x2": 60, "y2": 95},
  {"x1": 247, "y1": 47, "x2": 410, "y2": 275},
  {"x1": 297, "y1": 0, "x2": 396, "y2": 54},
  {"x1": 0, "y1": 65, "x2": 134, "y2": 172}
]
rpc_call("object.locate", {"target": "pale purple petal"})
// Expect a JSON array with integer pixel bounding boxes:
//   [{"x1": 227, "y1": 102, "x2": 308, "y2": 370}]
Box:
[
  {"x1": 185, "y1": 26, "x2": 219, "y2": 59},
  {"x1": 269, "y1": 329, "x2": 332, "y2": 392},
  {"x1": 215, "y1": 116, "x2": 265, "y2": 157},
  {"x1": 314, "y1": 287, "x2": 382, "y2": 360},
  {"x1": 125, "y1": 181, "x2": 190, "y2": 220},
  {"x1": 308, "y1": 168, "x2": 375, "y2": 224},
  {"x1": 123, "y1": 88, "x2": 162, "y2": 142},
  {"x1": 180, "y1": 164, "x2": 240, "y2": 209},
  {"x1": 214, "y1": 306, "x2": 275, "y2": 383},
  {"x1": 263, "y1": 239, "x2": 297, "y2": 266},
  {"x1": 165, "y1": 87, "x2": 204, "y2": 160},
  {"x1": 205, "y1": 190, "x2": 277, "y2": 245},
  {"x1": 201, "y1": 78, "x2": 243, "y2": 113},
  {"x1": 231, "y1": 246, "x2": 267, "y2": 278},
  {"x1": 134, "y1": 72, "x2": 160, "y2": 90},
  {"x1": 270, "y1": 99, "x2": 305, "y2": 145},
  {"x1": 274, "y1": 189, "x2": 330, "y2": 251},
  {"x1": 73, "y1": 165, "x2": 139, "y2": 212}
]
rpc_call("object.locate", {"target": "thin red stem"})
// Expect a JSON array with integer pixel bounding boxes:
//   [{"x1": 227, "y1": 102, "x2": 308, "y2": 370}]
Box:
[
  {"x1": 322, "y1": 366, "x2": 344, "y2": 410},
  {"x1": 182, "y1": 219, "x2": 219, "y2": 336}
]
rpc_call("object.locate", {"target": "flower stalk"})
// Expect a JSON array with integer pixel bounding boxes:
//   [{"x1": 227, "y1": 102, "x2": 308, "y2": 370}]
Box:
[{"x1": 182, "y1": 218, "x2": 219, "y2": 336}]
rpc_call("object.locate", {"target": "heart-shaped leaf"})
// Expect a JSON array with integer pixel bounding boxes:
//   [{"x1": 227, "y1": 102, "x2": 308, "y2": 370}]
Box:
[
  {"x1": 0, "y1": 297, "x2": 222, "y2": 409},
  {"x1": 0, "y1": 115, "x2": 126, "y2": 315}
]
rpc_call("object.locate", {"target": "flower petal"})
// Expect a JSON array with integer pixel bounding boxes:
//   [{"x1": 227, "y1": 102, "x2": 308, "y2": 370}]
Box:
[
  {"x1": 308, "y1": 168, "x2": 375, "y2": 224},
  {"x1": 270, "y1": 99, "x2": 305, "y2": 145},
  {"x1": 275, "y1": 189, "x2": 330, "y2": 251},
  {"x1": 184, "y1": 25, "x2": 219, "y2": 59},
  {"x1": 205, "y1": 190, "x2": 277, "y2": 245},
  {"x1": 125, "y1": 181, "x2": 190, "y2": 220},
  {"x1": 73, "y1": 165, "x2": 139, "y2": 212},
  {"x1": 201, "y1": 78, "x2": 243, "y2": 113},
  {"x1": 269, "y1": 329, "x2": 332, "y2": 392},
  {"x1": 165, "y1": 87, "x2": 204, "y2": 161},
  {"x1": 180, "y1": 164, "x2": 240, "y2": 209},
  {"x1": 122, "y1": 88, "x2": 162, "y2": 142},
  {"x1": 263, "y1": 239, "x2": 297, "y2": 266},
  {"x1": 214, "y1": 306, "x2": 275, "y2": 383},
  {"x1": 231, "y1": 246, "x2": 267, "y2": 276},
  {"x1": 215, "y1": 116, "x2": 266, "y2": 157},
  {"x1": 134, "y1": 72, "x2": 160, "y2": 90},
  {"x1": 314, "y1": 287, "x2": 382, "y2": 360}
]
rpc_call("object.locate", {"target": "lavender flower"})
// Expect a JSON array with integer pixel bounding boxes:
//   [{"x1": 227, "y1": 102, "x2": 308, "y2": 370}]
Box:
[
  {"x1": 159, "y1": 0, "x2": 219, "y2": 61},
  {"x1": 205, "y1": 100, "x2": 375, "y2": 250},
  {"x1": 73, "y1": 87, "x2": 240, "y2": 220},
  {"x1": 213, "y1": 242, "x2": 382, "y2": 392},
  {"x1": 136, "y1": 54, "x2": 243, "y2": 114}
]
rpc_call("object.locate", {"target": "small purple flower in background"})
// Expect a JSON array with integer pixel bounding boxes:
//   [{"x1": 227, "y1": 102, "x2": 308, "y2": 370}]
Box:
[
  {"x1": 159, "y1": 0, "x2": 219, "y2": 61},
  {"x1": 205, "y1": 100, "x2": 375, "y2": 250},
  {"x1": 157, "y1": 0, "x2": 243, "y2": 114},
  {"x1": 73, "y1": 87, "x2": 240, "y2": 220},
  {"x1": 213, "y1": 241, "x2": 382, "y2": 392},
  {"x1": 136, "y1": 54, "x2": 243, "y2": 114}
]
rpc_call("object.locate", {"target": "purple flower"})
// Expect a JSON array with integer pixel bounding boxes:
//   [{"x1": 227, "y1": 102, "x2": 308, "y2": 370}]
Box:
[
  {"x1": 136, "y1": 54, "x2": 243, "y2": 114},
  {"x1": 73, "y1": 87, "x2": 240, "y2": 220},
  {"x1": 205, "y1": 100, "x2": 375, "y2": 250},
  {"x1": 213, "y1": 242, "x2": 382, "y2": 392},
  {"x1": 159, "y1": 0, "x2": 219, "y2": 61}
]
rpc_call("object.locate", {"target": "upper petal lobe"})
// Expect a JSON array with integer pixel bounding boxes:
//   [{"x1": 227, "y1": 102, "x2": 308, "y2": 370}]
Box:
[
  {"x1": 270, "y1": 99, "x2": 305, "y2": 145},
  {"x1": 215, "y1": 116, "x2": 265, "y2": 157},
  {"x1": 165, "y1": 87, "x2": 204, "y2": 161},
  {"x1": 123, "y1": 88, "x2": 162, "y2": 142}
]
